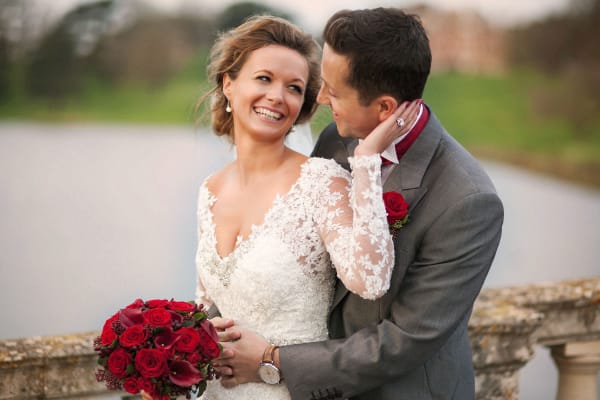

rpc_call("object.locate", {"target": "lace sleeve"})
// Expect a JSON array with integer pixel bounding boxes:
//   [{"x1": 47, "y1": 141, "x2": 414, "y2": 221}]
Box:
[{"x1": 317, "y1": 154, "x2": 394, "y2": 300}]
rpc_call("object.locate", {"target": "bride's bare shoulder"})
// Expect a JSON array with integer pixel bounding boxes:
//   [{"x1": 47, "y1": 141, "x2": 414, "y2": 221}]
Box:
[{"x1": 204, "y1": 163, "x2": 235, "y2": 195}]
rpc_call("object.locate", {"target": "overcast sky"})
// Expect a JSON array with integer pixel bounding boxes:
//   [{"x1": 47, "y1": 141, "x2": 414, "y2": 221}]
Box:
[{"x1": 37, "y1": 0, "x2": 574, "y2": 33}]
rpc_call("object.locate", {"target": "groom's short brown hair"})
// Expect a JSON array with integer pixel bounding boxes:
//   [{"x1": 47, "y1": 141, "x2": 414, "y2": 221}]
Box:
[{"x1": 323, "y1": 8, "x2": 431, "y2": 106}]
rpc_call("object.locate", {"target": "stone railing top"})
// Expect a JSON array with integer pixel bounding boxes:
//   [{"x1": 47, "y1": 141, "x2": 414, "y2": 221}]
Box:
[
  {"x1": 0, "y1": 331, "x2": 97, "y2": 365},
  {"x1": 469, "y1": 300, "x2": 544, "y2": 334},
  {"x1": 478, "y1": 277, "x2": 600, "y2": 310},
  {"x1": 470, "y1": 277, "x2": 600, "y2": 346}
]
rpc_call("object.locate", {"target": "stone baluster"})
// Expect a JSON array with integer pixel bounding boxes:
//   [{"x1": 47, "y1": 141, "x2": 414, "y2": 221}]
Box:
[
  {"x1": 469, "y1": 293, "x2": 544, "y2": 399},
  {"x1": 550, "y1": 340, "x2": 600, "y2": 400}
]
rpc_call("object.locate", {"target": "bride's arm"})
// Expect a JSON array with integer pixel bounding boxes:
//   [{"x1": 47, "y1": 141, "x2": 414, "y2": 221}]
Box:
[
  {"x1": 318, "y1": 156, "x2": 392, "y2": 299},
  {"x1": 318, "y1": 102, "x2": 420, "y2": 299}
]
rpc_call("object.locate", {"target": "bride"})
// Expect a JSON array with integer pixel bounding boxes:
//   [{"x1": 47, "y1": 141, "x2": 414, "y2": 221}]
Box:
[{"x1": 143, "y1": 15, "x2": 419, "y2": 400}]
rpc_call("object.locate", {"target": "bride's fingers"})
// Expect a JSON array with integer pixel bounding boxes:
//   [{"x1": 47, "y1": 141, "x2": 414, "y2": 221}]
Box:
[
  {"x1": 354, "y1": 99, "x2": 422, "y2": 156},
  {"x1": 393, "y1": 99, "x2": 421, "y2": 135},
  {"x1": 140, "y1": 390, "x2": 153, "y2": 400},
  {"x1": 218, "y1": 327, "x2": 241, "y2": 342},
  {"x1": 210, "y1": 317, "x2": 235, "y2": 331}
]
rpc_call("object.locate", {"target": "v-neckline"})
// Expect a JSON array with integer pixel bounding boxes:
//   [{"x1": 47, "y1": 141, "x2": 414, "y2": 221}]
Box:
[{"x1": 203, "y1": 158, "x2": 311, "y2": 262}]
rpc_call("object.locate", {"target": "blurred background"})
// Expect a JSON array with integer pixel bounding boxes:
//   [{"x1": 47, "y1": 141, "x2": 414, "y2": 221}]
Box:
[{"x1": 0, "y1": 0, "x2": 599, "y2": 399}]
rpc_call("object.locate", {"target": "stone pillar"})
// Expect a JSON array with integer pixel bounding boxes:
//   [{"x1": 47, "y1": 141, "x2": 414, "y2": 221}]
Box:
[{"x1": 550, "y1": 340, "x2": 600, "y2": 400}]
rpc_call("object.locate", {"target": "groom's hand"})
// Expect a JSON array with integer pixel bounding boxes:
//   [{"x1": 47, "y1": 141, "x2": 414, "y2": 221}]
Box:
[{"x1": 217, "y1": 327, "x2": 269, "y2": 388}]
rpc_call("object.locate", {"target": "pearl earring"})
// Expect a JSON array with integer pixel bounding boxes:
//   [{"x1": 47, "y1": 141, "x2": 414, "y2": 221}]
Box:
[{"x1": 226, "y1": 101, "x2": 232, "y2": 113}]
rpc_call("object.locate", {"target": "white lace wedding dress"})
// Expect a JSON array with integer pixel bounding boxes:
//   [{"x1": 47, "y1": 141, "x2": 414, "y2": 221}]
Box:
[{"x1": 195, "y1": 155, "x2": 393, "y2": 400}]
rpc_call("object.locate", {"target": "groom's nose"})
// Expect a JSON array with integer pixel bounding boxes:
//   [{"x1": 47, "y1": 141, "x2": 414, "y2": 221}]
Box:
[{"x1": 316, "y1": 83, "x2": 329, "y2": 105}]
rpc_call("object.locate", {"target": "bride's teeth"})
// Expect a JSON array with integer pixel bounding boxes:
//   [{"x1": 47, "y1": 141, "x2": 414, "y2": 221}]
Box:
[{"x1": 255, "y1": 108, "x2": 282, "y2": 120}]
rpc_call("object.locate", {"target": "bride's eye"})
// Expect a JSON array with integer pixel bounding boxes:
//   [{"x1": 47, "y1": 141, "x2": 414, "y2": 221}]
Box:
[{"x1": 289, "y1": 85, "x2": 304, "y2": 95}]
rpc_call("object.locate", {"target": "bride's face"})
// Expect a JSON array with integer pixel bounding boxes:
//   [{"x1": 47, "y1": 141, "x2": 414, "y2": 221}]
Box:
[{"x1": 223, "y1": 45, "x2": 309, "y2": 142}]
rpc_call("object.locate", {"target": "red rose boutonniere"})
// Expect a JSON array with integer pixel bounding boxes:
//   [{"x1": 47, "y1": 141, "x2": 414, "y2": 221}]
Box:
[{"x1": 383, "y1": 191, "x2": 409, "y2": 235}]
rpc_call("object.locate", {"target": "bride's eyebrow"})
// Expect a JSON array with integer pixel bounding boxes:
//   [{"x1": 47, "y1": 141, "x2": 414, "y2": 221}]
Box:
[{"x1": 254, "y1": 69, "x2": 307, "y2": 86}]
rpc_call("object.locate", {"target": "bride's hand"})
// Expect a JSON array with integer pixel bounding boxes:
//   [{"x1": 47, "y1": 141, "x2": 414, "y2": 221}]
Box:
[
  {"x1": 354, "y1": 99, "x2": 422, "y2": 157},
  {"x1": 140, "y1": 390, "x2": 153, "y2": 400},
  {"x1": 210, "y1": 316, "x2": 238, "y2": 340}
]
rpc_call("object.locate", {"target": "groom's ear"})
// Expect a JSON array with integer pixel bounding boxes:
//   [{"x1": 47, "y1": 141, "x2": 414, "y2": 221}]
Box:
[{"x1": 376, "y1": 95, "x2": 399, "y2": 121}]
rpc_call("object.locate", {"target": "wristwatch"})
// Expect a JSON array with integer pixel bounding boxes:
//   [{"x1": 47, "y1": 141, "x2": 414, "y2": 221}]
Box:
[{"x1": 258, "y1": 344, "x2": 281, "y2": 384}]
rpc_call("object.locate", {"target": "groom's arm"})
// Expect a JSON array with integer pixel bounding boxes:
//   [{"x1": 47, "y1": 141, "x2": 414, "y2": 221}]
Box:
[{"x1": 280, "y1": 191, "x2": 504, "y2": 399}]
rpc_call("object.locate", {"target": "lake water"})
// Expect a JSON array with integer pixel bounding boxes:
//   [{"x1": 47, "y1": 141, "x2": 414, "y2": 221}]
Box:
[{"x1": 1, "y1": 122, "x2": 598, "y2": 399}]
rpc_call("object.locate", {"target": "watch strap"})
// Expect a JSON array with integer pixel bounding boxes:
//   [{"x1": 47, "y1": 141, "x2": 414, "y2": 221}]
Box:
[{"x1": 262, "y1": 344, "x2": 278, "y2": 364}]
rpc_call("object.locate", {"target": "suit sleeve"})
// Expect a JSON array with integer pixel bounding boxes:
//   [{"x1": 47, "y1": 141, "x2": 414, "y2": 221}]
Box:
[{"x1": 280, "y1": 191, "x2": 504, "y2": 399}]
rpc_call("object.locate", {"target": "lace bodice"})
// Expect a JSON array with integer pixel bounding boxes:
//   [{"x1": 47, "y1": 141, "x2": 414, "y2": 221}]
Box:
[{"x1": 195, "y1": 155, "x2": 393, "y2": 400}]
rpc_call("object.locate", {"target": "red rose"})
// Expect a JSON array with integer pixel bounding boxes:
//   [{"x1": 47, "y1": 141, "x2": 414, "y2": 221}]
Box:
[
  {"x1": 382, "y1": 191, "x2": 409, "y2": 228},
  {"x1": 107, "y1": 348, "x2": 131, "y2": 378},
  {"x1": 175, "y1": 327, "x2": 201, "y2": 353},
  {"x1": 186, "y1": 352, "x2": 202, "y2": 365},
  {"x1": 135, "y1": 348, "x2": 168, "y2": 378},
  {"x1": 120, "y1": 325, "x2": 147, "y2": 348},
  {"x1": 146, "y1": 299, "x2": 169, "y2": 308},
  {"x1": 143, "y1": 308, "x2": 172, "y2": 327},
  {"x1": 100, "y1": 313, "x2": 119, "y2": 346},
  {"x1": 167, "y1": 300, "x2": 196, "y2": 312},
  {"x1": 123, "y1": 377, "x2": 139, "y2": 394}
]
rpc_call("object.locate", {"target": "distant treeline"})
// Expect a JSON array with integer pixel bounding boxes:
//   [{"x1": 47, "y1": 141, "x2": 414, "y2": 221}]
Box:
[
  {"x1": 0, "y1": 0, "x2": 599, "y2": 133},
  {"x1": 0, "y1": 1, "x2": 291, "y2": 101},
  {"x1": 510, "y1": 0, "x2": 600, "y2": 134}
]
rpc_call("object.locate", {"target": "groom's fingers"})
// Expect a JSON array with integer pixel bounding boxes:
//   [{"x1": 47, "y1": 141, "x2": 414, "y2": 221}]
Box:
[
  {"x1": 220, "y1": 375, "x2": 238, "y2": 388},
  {"x1": 215, "y1": 347, "x2": 234, "y2": 362},
  {"x1": 215, "y1": 364, "x2": 234, "y2": 377}
]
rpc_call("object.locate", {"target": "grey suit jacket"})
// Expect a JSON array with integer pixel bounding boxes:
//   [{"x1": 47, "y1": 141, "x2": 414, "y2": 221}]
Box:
[{"x1": 279, "y1": 110, "x2": 504, "y2": 400}]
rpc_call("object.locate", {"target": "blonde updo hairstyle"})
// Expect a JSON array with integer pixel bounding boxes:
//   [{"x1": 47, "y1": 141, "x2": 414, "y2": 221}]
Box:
[{"x1": 201, "y1": 15, "x2": 321, "y2": 140}]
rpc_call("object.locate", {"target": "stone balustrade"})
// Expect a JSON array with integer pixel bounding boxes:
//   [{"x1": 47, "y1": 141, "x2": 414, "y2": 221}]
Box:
[
  {"x1": 1, "y1": 277, "x2": 599, "y2": 400},
  {"x1": 469, "y1": 277, "x2": 600, "y2": 400}
]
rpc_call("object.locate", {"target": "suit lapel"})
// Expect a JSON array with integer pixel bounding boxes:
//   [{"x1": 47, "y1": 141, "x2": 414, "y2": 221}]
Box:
[{"x1": 329, "y1": 112, "x2": 443, "y2": 312}]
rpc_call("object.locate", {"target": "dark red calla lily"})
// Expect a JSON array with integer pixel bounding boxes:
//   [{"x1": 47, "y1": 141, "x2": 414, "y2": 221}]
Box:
[
  {"x1": 168, "y1": 360, "x2": 203, "y2": 386},
  {"x1": 200, "y1": 319, "x2": 219, "y2": 343},
  {"x1": 154, "y1": 326, "x2": 180, "y2": 350},
  {"x1": 119, "y1": 308, "x2": 144, "y2": 328}
]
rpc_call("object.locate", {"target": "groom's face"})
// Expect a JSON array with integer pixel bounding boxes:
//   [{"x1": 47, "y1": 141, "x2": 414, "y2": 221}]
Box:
[{"x1": 317, "y1": 44, "x2": 381, "y2": 139}]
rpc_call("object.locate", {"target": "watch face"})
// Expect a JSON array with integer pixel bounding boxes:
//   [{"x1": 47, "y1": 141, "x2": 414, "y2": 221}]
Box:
[{"x1": 259, "y1": 363, "x2": 280, "y2": 384}]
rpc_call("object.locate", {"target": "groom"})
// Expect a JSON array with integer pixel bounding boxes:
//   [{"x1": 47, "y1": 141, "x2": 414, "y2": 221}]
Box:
[{"x1": 214, "y1": 8, "x2": 503, "y2": 400}]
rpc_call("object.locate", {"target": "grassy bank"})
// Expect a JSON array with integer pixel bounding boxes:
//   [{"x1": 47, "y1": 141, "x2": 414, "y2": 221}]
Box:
[
  {"x1": 423, "y1": 72, "x2": 599, "y2": 188},
  {"x1": 1, "y1": 69, "x2": 598, "y2": 188}
]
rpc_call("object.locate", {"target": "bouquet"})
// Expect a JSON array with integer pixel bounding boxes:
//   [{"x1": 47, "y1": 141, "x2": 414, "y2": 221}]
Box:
[{"x1": 94, "y1": 298, "x2": 221, "y2": 399}]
